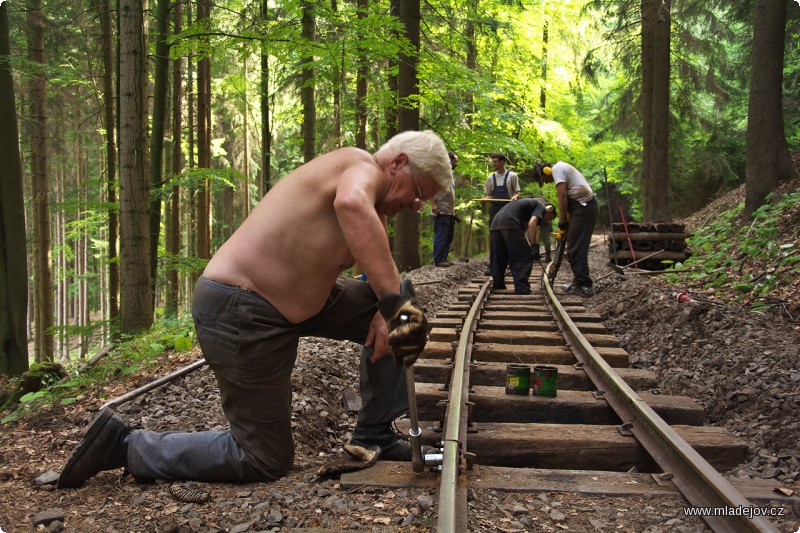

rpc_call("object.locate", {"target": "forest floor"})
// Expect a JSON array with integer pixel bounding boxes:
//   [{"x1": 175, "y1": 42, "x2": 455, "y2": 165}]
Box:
[{"x1": 1, "y1": 180, "x2": 800, "y2": 532}]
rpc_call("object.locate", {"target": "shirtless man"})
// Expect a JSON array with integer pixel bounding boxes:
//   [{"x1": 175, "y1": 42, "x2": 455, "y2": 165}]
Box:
[{"x1": 58, "y1": 130, "x2": 452, "y2": 487}]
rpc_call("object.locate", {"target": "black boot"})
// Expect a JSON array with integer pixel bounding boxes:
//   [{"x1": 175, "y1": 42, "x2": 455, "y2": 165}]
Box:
[
  {"x1": 58, "y1": 408, "x2": 130, "y2": 489},
  {"x1": 350, "y1": 423, "x2": 412, "y2": 462}
]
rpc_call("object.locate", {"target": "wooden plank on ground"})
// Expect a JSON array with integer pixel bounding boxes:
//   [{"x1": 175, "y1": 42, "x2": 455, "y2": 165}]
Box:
[
  {"x1": 428, "y1": 317, "x2": 607, "y2": 334},
  {"x1": 447, "y1": 303, "x2": 587, "y2": 313},
  {"x1": 420, "y1": 341, "x2": 630, "y2": 368},
  {"x1": 481, "y1": 310, "x2": 605, "y2": 322},
  {"x1": 412, "y1": 360, "x2": 656, "y2": 391},
  {"x1": 414, "y1": 384, "x2": 705, "y2": 425},
  {"x1": 394, "y1": 421, "x2": 744, "y2": 472},
  {"x1": 428, "y1": 329, "x2": 620, "y2": 348},
  {"x1": 341, "y1": 464, "x2": 800, "y2": 505}
]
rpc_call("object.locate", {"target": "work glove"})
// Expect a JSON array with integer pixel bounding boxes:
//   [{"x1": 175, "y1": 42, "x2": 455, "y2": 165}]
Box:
[
  {"x1": 530, "y1": 244, "x2": 541, "y2": 261},
  {"x1": 556, "y1": 228, "x2": 567, "y2": 241},
  {"x1": 558, "y1": 219, "x2": 569, "y2": 230},
  {"x1": 377, "y1": 279, "x2": 428, "y2": 367}
]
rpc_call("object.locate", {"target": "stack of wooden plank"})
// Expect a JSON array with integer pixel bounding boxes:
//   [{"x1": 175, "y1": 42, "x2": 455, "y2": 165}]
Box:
[{"x1": 608, "y1": 222, "x2": 691, "y2": 270}]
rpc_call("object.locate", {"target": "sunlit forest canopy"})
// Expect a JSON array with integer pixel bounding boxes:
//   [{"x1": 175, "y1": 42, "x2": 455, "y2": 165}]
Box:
[{"x1": 0, "y1": 0, "x2": 798, "y2": 371}]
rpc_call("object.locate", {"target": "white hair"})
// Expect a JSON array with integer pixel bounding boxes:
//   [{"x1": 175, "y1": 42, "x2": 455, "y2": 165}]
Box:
[{"x1": 378, "y1": 130, "x2": 452, "y2": 190}]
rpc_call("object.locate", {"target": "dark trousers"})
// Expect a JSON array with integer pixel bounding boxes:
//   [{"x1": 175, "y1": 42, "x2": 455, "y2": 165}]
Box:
[
  {"x1": 490, "y1": 229, "x2": 534, "y2": 295},
  {"x1": 433, "y1": 215, "x2": 456, "y2": 264},
  {"x1": 567, "y1": 197, "x2": 599, "y2": 287},
  {"x1": 127, "y1": 277, "x2": 407, "y2": 482}
]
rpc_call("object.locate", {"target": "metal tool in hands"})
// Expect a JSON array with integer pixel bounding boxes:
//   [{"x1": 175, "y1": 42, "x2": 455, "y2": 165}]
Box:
[
  {"x1": 399, "y1": 314, "x2": 443, "y2": 473},
  {"x1": 548, "y1": 227, "x2": 568, "y2": 286}
]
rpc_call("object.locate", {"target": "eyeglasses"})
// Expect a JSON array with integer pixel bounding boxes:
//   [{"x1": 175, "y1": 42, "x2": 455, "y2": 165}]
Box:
[{"x1": 408, "y1": 160, "x2": 425, "y2": 201}]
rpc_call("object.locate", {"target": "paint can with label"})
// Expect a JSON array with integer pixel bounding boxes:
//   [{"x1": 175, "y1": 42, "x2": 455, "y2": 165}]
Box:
[
  {"x1": 532, "y1": 365, "x2": 558, "y2": 397},
  {"x1": 505, "y1": 364, "x2": 530, "y2": 395}
]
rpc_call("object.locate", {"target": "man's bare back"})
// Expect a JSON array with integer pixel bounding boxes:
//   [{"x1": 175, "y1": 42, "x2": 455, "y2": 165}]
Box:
[{"x1": 202, "y1": 146, "x2": 430, "y2": 325}]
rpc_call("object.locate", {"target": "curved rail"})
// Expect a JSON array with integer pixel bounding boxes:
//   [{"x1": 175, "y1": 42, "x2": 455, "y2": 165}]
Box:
[
  {"x1": 541, "y1": 271, "x2": 779, "y2": 533},
  {"x1": 436, "y1": 278, "x2": 491, "y2": 533}
]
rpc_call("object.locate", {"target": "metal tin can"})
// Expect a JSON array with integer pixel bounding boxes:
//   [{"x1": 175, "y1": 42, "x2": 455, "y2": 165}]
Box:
[
  {"x1": 532, "y1": 365, "x2": 558, "y2": 397},
  {"x1": 505, "y1": 364, "x2": 530, "y2": 395}
]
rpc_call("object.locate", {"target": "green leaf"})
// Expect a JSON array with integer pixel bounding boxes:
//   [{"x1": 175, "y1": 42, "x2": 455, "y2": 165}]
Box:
[
  {"x1": 149, "y1": 342, "x2": 165, "y2": 353},
  {"x1": 173, "y1": 336, "x2": 193, "y2": 351},
  {"x1": 120, "y1": 365, "x2": 141, "y2": 375},
  {"x1": 60, "y1": 397, "x2": 77, "y2": 406},
  {"x1": 20, "y1": 391, "x2": 46, "y2": 403}
]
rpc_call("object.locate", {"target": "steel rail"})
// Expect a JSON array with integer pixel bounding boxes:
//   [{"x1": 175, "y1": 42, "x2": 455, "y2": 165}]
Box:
[
  {"x1": 542, "y1": 274, "x2": 779, "y2": 533},
  {"x1": 436, "y1": 279, "x2": 491, "y2": 533},
  {"x1": 100, "y1": 358, "x2": 207, "y2": 410}
]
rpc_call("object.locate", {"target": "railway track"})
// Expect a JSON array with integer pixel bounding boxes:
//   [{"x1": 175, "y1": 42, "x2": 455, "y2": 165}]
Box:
[{"x1": 340, "y1": 271, "x2": 793, "y2": 532}]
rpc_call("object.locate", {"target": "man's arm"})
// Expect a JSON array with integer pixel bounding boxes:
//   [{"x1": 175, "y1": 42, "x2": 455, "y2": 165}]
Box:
[
  {"x1": 527, "y1": 216, "x2": 540, "y2": 244},
  {"x1": 511, "y1": 173, "x2": 521, "y2": 200},
  {"x1": 555, "y1": 182, "x2": 569, "y2": 226},
  {"x1": 333, "y1": 167, "x2": 401, "y2": 298}
]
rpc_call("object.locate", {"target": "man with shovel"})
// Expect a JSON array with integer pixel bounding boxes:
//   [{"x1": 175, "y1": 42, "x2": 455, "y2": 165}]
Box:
[
  {"x1": 535, "y1": 161, "x2": 598, "y2": 295},
  {"x1": 58, "y1": 130, "x2": 452, "y2": 487}
]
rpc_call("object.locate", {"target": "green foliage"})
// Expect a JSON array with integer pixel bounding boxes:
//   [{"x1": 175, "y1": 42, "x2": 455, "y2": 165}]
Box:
[
  {"x1": 676, "y1": 190, "x2": 800, "y2": 312},
  {"x1": 1, "y1": 314, "x2": 198, "y2": 425}
]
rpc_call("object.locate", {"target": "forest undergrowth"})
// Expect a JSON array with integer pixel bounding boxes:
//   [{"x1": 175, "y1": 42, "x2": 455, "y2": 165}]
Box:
[{"x1": 675, "y1": 177, "x2": 800, "y2": 323}]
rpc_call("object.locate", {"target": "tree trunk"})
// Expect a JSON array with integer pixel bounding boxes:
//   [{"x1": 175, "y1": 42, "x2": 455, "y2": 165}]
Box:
[
  {"x1": 540, "y1": 20, "x2": 548, "y2": 110},
  {"x1": 0, "y1": 2, "x2": 29, "y2": 376},
  {"x1": 260, "y1": 0, "x2": 271, "y2": 196},
  {"x1": 355, "y1": 0, "x2": 368, "y2": 149},
  {"x1": 119, "y1": 0, "x2": 153, "y2": 333},
  {"x1": 148, "y1": 0, "x2": 170, "y2": 306},
  {"x1": 744, "y1": 0, "x2": 798, "y2": 217},
  {"x1": 393, "y1": 0, "x2": 421, "y2": 271},
  {"x1": 165, "y1": 2, "x2": 182, "y2": 317},
  {"x1": 97, "y1": 0, "x2": 119, "y2": 337},
  {"x1": 196, "y1": 0, "x2": 212, "y2": 260},
  {"x1": 27, "y1": 0, "x2": 54, "y2": 362},
  {"x1": 331, "y1": 0, "x2": 342, "y2": 147},
  {"x1": 260, "y1": 51, "x2": 270, "y2": 196},
  {"x1": 217, "y1": 115, "x2": 236, "y2": 242},
  {"x1": 384, "y1": 0, "x2": 399, "y2": 141},
  {"x1": 242, "y1": 56, "x2": 251, "y2": 216},
  {"x1": 640, "y1": 0, "x2": 672, "y2": 223},
  {"x1": 301, "y1": 0, "x2": 316, "y2": 163}
]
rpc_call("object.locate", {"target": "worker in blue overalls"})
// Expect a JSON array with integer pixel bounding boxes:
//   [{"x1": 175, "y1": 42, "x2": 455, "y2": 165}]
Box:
[{"x1": 483, "y1": 152, "x2": 520, "y2": 275}]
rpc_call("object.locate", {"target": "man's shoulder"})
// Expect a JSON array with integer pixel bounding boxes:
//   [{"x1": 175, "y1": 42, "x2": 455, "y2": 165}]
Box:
[
  {"x1": 324, "y1": 146, "x2": 373, "y2": 162},
  {"x1": 318, "y1": 147, "x2": 380, "y2": 174}
]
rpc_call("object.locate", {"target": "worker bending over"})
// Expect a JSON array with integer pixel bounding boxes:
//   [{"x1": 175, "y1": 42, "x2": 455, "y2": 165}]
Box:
[{"x1": 490, "y1": 198, "x2": 556, "y2": 295}]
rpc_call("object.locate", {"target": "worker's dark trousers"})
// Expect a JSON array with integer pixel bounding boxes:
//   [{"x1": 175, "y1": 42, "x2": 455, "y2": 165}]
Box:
[
  {"x1": 126, "y1": 277, "x2": 407, "y2": 482},
  {"x1": 433, "y1": 214, "x2": 456, "y2": 264},
  {"x1": 567, "y1": 197, "x2": 599, "y2": 287},
  {"x1": 490, "y1": 229, "x2": 534, "y2": 295}
]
